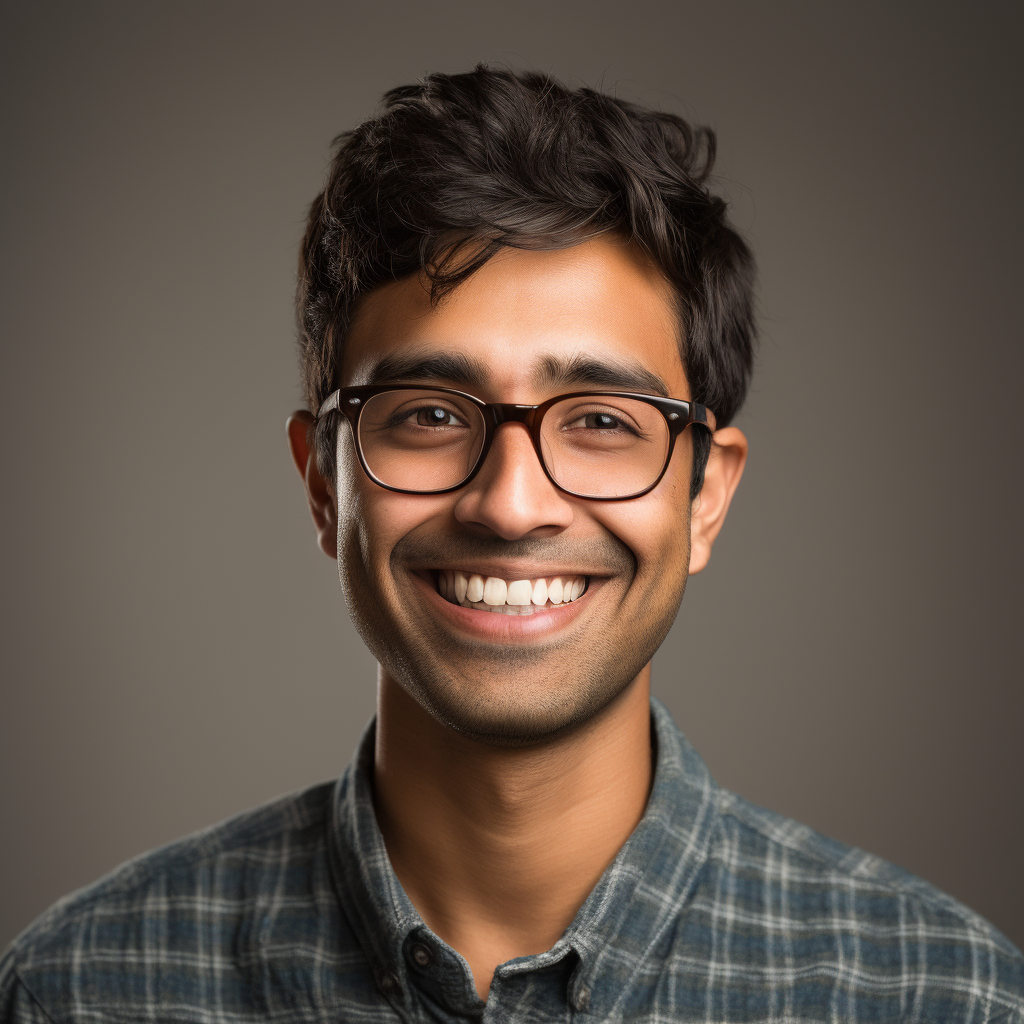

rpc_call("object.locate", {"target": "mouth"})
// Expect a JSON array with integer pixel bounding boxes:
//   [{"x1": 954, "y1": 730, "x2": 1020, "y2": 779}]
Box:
[{"x1": 432, "y1": 569, "x2": 589, "y2": 616}]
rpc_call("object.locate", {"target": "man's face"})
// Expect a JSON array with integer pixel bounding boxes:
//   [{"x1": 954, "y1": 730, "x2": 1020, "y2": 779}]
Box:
[{"x1": 335, "y1": 236, "x2": 698, "y2": 745}]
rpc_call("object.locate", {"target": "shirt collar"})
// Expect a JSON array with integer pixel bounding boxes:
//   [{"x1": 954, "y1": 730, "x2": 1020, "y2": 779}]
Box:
[{"x1": 328, "y1": 697, "x2": 720, "y2": 1013}]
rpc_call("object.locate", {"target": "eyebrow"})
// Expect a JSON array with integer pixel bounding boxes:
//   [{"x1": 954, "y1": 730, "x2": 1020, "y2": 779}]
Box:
[
  {"x1": 535, "y1": 353, "x2": 670, "y2": 398},
  {"x1": 358, "y1": 349, "x2": 671, "y2": 398},
  {"x1": 359, "y1": 352, "x2": 490, "y2": 389}
]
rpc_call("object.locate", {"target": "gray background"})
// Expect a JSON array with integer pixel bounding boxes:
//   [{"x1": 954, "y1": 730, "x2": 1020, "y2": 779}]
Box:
[{"x1": 2, "y1": 1, "x2": 1021, "y2": 950}]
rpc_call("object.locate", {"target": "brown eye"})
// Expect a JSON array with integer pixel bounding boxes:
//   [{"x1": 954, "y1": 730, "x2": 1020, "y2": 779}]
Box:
[
  {"x1": 563, "y1": 411, "x2": 635, "y2": 434},
  {"x1": 415, "y1": 406, "x2": 463, "y2": 427}
]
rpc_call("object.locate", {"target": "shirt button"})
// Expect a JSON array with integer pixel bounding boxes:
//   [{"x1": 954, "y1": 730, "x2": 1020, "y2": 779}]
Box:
[
  {"x1": 411, "y1": 942, "x2": 433, "y2": 968},
  {"x1": 573, "y1": 984, "x2": 591, "y2": 1012},
  {"x1": 377, "y1": 969, "x2": 401, "y2": 998}
]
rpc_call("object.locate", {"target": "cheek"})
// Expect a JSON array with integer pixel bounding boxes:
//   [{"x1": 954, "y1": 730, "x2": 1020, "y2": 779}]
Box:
[
  {"x1": 334, "y1": 436, "x2": 365, "y2": 546},
  {"x1": 601, "y1": 501, "x2": 690, "y2": 584},
  {"x1": 596, "y1": 453, "x2": 693, "y2": 584},
  {"x1": 335, "y1": 443, "x2": 448, "y2": 579},
  {"x1": 334, "y1": 473, "x2": 416, "y2": 618}
]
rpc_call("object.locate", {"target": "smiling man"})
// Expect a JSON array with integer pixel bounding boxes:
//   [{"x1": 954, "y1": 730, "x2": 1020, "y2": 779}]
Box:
[
  {"x1": 2, "y1": 66, "x2": 1021, "y2": 1023},
  {"x1": 293, "y1": 235, "x2": 744, "y2": 1005}
]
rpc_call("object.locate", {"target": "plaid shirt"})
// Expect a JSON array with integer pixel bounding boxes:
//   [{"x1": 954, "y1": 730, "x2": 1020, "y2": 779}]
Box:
[{"x1": 2, "y1": 699, "x2": 1021, "y2": 1022}]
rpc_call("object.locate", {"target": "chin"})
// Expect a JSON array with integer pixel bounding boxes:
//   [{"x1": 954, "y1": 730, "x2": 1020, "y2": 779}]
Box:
[{"x1": 388, "y1": 652, "x2": 644, "y2": 748}]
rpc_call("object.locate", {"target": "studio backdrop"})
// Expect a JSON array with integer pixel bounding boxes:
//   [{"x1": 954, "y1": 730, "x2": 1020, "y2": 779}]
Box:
[{"x1": 2, "y1": 0, "x2": 1021, "y2": 949}]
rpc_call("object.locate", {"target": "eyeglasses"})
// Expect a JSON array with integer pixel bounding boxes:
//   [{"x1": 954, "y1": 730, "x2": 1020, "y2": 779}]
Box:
[{"x1": 317, "y1": 385, "x2": 716, "y2": 500}]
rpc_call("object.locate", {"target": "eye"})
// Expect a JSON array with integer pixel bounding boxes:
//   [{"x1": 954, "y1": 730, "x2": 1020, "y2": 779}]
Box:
[
  {"x1": 564, "y1": 411, "x2": 631, "y2": 432},
  {"x1": 583, "y1": 412, "x2": 621, "y2": 430},
  {"x1": 414, "y1": 405, "x2": 465, "y2": 427}
]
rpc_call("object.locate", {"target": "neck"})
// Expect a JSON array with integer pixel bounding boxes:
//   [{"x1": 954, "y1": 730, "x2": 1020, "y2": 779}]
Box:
[{"x1": 372, "y1": 668, "x2": 653, "y2": 999}]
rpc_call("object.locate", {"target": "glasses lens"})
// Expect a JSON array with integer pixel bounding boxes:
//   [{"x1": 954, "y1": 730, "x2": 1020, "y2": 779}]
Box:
[
  {"x1": 540, "y1": 396, "x2": 671, "y2": 498},
  {"x1": 357, "y1": 390, "x2": 486, "y2": 491}
]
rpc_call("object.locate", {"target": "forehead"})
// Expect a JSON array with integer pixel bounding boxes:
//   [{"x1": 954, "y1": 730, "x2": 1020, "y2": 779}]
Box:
[{"x1": 341, "y1": 235, "x2": 689, "y2": 400}]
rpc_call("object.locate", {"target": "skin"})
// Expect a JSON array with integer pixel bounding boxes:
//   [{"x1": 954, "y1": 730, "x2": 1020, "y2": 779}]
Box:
[{"x1": 287, "y1": 235, "x2": 747, "y2": 1000}]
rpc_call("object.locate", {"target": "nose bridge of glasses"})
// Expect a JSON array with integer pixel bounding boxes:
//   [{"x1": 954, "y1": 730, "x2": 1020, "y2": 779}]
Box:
[
  {"x1": 477, "y1": 406, "x2": 549, "y2": 482},
  {"x1": 488, "y1": 402, "x2": 541, "y2": 427}
]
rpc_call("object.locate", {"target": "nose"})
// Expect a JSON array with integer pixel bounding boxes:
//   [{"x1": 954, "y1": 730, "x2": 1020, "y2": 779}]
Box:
[{"x1": 452, "y1": 422, "x2": 574, "y2": 539}]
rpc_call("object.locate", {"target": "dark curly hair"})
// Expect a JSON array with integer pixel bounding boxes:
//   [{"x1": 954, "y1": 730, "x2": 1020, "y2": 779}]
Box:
[{"x1": 297, "y1": 65, "x2": 756, "y2": 499}]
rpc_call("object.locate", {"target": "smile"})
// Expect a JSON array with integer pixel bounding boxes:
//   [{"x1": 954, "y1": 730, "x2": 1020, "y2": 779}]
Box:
[{"x1": 435, "y1": 570, "x2": 589, "y2": 615}]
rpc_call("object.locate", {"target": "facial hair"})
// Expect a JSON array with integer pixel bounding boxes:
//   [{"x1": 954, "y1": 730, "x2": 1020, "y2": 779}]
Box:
[{"x1": 340, "y1": 523, "x2": 689, "y2": 747}]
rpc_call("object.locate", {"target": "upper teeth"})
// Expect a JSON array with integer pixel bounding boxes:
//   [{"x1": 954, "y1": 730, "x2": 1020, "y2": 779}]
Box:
[{"x1": 436, "y1": 571, "x2": 587, "y2": 614}]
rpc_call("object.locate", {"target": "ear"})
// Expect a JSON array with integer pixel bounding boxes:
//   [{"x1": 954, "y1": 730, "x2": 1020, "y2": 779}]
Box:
[
  {"x1": 286, "y1": 411, "x2": 337, "y2": 559},
  {"x1": 689, "y1": 427, "x2": 747, "y2": 575}
]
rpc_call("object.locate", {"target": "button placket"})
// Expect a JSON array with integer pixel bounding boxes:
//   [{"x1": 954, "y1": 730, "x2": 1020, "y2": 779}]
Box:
[{"x1": 573, "y1": 983, "x2": 591, "y2": 1012}]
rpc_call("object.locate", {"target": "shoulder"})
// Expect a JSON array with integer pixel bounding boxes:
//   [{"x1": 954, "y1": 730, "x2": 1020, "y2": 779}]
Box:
[
  {"x1": 714, "y1": 789, "x2": 1018, "y2": 950},
  {"x1": 1, "y1": 781, "x2": 338, "y2": 1023},
  {"x1": 702, "y1": 788, "x2": 1023, "y2": 1019}
]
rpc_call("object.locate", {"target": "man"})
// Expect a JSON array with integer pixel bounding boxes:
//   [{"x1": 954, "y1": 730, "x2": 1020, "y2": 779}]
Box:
[{"x1": 2, "y1": 65, "x2": 1021, "y2": 1023}]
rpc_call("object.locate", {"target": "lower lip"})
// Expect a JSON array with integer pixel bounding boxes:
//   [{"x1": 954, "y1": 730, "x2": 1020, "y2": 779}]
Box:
[{"x1": 412, "y1": 572, "x2": 601, "y2": 641}]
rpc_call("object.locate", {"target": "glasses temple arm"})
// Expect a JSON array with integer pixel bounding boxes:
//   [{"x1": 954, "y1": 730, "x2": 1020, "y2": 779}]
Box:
[{"x1": 317, "y1": 390, "x2": 341, "y2": 417}]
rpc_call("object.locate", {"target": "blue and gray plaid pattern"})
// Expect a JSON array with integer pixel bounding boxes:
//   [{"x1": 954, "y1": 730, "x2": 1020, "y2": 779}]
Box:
[{"x1": 3, "y1": 698, "x2": 1021, "y2": 1022}]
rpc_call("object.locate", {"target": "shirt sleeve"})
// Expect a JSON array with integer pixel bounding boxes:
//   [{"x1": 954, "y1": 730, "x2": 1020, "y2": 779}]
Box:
[{"x1": 0, "y1": 949, "x2": 54, "y2": 1024}]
